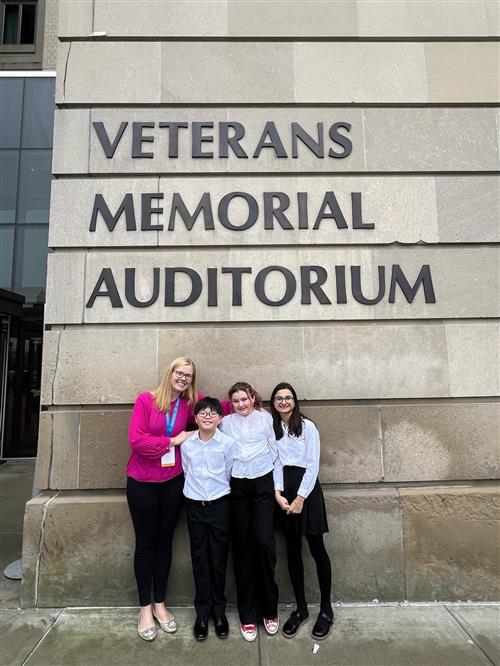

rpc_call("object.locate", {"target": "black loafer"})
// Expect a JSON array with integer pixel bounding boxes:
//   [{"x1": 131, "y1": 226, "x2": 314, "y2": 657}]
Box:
[
  {"x1": 311, "y1": 610, "x2": 334, "y2": 640},
  {"x1": 194, "y1": 615, "x2": 209, "y2": 640},
  {"x1": 213, "y1": 614, "x2": 229, "y2": 639},
  {"x1": 282, "y1": 610, "x2": 309, "y2": 638}
]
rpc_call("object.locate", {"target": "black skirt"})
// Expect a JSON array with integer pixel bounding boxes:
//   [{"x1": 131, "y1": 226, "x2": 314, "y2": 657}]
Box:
[{"x1": 280, "y1": 466, "x2": 329, "y2": 536}]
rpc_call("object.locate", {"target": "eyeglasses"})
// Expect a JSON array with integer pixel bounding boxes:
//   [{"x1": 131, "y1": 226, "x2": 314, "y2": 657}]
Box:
[
  {"x1": 197, "y1": 410, "x2": 219, "y2": 419},
  {"x1": 273, "y1": 396, "x2": 294, "y2": 403},
  {"x1": 174, "y1": 370, "x2": 193, "y2": 381}
]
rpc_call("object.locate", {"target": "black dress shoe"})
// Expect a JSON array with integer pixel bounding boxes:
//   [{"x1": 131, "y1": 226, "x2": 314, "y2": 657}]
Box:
[
  {"x1": 193, "y1": 616, "x2": 209, "y2": 641},
  {"x1": 311, "y1": 610, "x2": 334, "y2": 640},
  {"x1": 282, "y1": 610, "x2": 309, "y2": 638},
  {"x1": 213, "y1": 614, "x2": 229, "y2": 639}
]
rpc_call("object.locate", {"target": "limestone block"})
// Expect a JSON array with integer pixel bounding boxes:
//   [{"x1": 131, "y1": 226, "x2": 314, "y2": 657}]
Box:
[
  {"x1": 56, "y1": 42, "x2": 162, "y2": 105},
  {"x1": 228, "y1": 0, "x2": 357, "y2": 37},
  {"x1": 158, "y1": 326, "x2": 306, "y2": 401},
  {"x1": 20, "y1": 493, "x2": 56, "y2": 607},
  {"x1": 45, "y1": 253, "x2": 86, "y2": 325},
  {"x1": 52, "y1": 329, "x2": 158, "y2": 405},
  {"x1": 357, "y1": 1, "x2": 499, "y2": 37},
  {"x1": 94, "y1": 0, "x2": 228, "y2": 37},
  {"x1": 33, "y1": 493, "x2": 137, "y2": 606},
  {"x1": 436, "y1": 176, "x2": 500, "y2": 243},
  {"x1": 161, "y1": 42, "x2": 294, "y2": 104},
  {"x1": 302, "y1": 405, "x2": 383, "y2": 483},
  {"x1": 382, "y1": 403, "x2": 500, "y2": 482},
  {"x1": 446, "y1": 323, "x2": 500, "y2": 397},
  {"x1": 400, "y1": 485, "x2": 500, "y2": 600},
  {"x1": 50, "y1": 411, "x2": 79, "y2": 489},
  {"x1": 56, "y1": 0, "x2": 500, "y2": 38},
  {"x1": 364, "y1": 108, "x2": 499, "y2": 172},
  {"x1": 294, "y1": 42, "x2": 427, "y2": 104},
  {"x1": 35, "y1": 413, "x2": 52, "y2": 490},
  {"x1": 426, "y1": 43, "x2": 500, "y2": 103},
  {"x1": 58, "y1": 0, "x2": 92, "y2": 38},
  {"x1": 47, "y1": 247, "x2": 500, "y2": 325},
  {"x1": 303, "y1": 324, "x2": 450, "y2": 400},
  {"x1": 78, "y1": 410, "x2": 131, "y2": 489},
  {"x1": 56, "y1": 107, "x2": 500, "y2": 175},
  {"x1": 52, "y1": 109, "x2": 90, "y2": 176},
  {"x1": 326, "y1": 488, "x2": 405, "y2": 601},
  {"x1": 49, "y1": 178, "x2": 159, "y2": 248},
  {"x1": 44, "y1": 175, "x2": 500, "y2": 248},
  {"x1": 40, "y1": 331, "x2": 60, "y2": 406},
  {"x1": 55, "y1": 41, "x2": 498, "y2": 104}
]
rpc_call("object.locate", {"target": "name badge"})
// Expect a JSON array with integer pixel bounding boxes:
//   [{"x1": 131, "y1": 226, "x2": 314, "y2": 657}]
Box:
[{"x1": 161, "y1": 448, "x2": 176, "y2": 467}]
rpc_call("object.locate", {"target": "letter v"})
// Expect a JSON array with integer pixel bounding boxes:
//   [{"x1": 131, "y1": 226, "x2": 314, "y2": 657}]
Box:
[{"x1": 93, "y1": 122, "x2": 128, "y2": 158}]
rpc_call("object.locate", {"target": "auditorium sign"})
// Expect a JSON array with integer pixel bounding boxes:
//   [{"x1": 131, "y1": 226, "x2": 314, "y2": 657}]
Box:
[{"x1": 84, "y1": 119, "x2": 436, "y2": 310}]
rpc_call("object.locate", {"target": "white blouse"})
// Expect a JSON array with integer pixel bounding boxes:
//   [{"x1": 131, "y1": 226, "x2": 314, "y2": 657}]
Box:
[
  {"x1": 220, "y1": 409, "x2": 281, "y2": 481},
  {"x1": 274, "y1": 418, "x2": 320, "y2": 499}
]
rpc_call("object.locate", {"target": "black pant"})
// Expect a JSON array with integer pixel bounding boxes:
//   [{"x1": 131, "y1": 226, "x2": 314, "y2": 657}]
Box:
[
  {"x1": 186, "y1": 496, "x2": 230, "y2": 617},
  {"x1": 230, "y1": 472, "x2": 279, "y2": 624},
  {"x1": 285, "y1": 531, "x2": 332, "y2": 615},
  {"x1": 126, "y1": 474, "x2": 184, "y2": 606}
]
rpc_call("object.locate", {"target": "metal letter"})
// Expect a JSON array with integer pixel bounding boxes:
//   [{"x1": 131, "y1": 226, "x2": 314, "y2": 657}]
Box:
[
  {"x1": 125, "y1": 268, "x2": 160, "y2": 307},
  {"x1": 165, "y1": 268, "x2": 202, "y2": 306},
  {"x1": 255, "y1": 266, "x2": 296, "y2": 306},
  {"x1": 86, "y1": 268, "x2": 123, "y2": 308}
]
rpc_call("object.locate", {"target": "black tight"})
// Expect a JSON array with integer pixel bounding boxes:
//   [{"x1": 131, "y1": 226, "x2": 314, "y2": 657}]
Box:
[
  {"x1": 285, "y1": 531, "x2": 332, "y2": 615},
  {"x1": 126, "y1": 474, "x2": 184, "y2": 606}
]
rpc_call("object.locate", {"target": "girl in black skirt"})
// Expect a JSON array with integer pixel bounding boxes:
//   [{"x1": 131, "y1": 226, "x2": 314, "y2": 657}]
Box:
[{"x1": 270, "y1": 382, "x2": 334, "y2": 640}]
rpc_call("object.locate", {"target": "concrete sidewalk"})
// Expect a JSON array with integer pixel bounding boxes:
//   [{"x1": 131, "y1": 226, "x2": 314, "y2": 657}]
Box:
[
  {"x1": 1, "y1": 461, "x2": 499, "y2": 666},
  {"x1": 1, "y1": 603, "x2": 499, "y2": 666}
]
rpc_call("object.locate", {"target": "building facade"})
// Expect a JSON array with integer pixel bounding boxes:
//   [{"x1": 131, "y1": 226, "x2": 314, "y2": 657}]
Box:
[
  {"x1": 0, "y1": 0, "x2": 58, "y2": 459},
  {"x1": 16, "y1": 0, "x2": 500, "y2": 606}
]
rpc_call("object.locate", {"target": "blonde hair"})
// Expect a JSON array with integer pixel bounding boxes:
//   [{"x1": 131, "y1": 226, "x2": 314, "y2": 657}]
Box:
[{"x1": 153, "y1": 357, "x2": 198, "y2": 413}]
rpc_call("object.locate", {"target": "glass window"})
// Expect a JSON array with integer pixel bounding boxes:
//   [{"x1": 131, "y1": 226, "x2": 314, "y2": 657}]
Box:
[
  {"x1": 13, "y1": 226, "x2": 48, "y2": 302},
  {"x1": 2, "y1": 3, "x2": 19, "y2": 43},
  {"x1": 0, "y1": 150, "x2": 19, "y2": 224},
  {"x1": 22, "y1": 78, "x2": 55, "y2": 148},
  {"x1": 17, "y1": 149, "x2": 52, "y2": 223},
  {"x1": 0, "y1": 79, "x2": 23, "y2": 148},
  {"x1": 0, "y1": 227, "x2": 14, "y2": 288},
  {"x1": 20, "y1": 2, "x2": 35, "y2": 43},
  {"x1": 1, "y1": 2, "x2": 37, "y2": 45}
]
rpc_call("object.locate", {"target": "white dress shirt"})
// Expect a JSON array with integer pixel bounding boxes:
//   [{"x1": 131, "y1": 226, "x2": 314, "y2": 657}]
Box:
[
  {"x1": 274, "y1": 418, "x2": 320, "y2": 499},
  {"x1": 220, "y1": 409, "x2": 282, "y2": 482},
  {"x1": 181, "y1": 428, "x2": 235, "y2": 501}
]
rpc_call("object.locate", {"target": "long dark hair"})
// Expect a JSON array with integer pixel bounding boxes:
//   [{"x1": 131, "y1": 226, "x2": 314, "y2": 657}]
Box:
[{"x1": 270, "y1": 382, "x2": 307, "y2": 439}]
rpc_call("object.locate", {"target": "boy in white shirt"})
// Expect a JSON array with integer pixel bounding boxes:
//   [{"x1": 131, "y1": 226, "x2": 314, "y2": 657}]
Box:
[{"x1": 181, "y1": 397, "x2": 235, "y2": 641}]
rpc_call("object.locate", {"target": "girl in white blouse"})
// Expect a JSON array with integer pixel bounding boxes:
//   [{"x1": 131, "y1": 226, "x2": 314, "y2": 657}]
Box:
[
  {"x1": 271, "y1": 382, "x2": 334, "y2": 641},
  {"x1": 220, "y1": 381, "x2": 281, "y2": 642}
]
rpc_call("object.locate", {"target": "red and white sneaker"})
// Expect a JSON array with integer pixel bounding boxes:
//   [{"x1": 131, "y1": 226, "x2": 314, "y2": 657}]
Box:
[
  {"x1": 240, "y1": 623, "x2": 257, "y2": 641},
  {"x1": 263, "y1": 616, "x2": 280, "y2": 635}
]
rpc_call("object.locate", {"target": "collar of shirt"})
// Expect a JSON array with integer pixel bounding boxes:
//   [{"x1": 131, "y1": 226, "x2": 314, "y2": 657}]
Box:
[{"x1": 189, "y1": 428, "x2": 223, "y2": 445}]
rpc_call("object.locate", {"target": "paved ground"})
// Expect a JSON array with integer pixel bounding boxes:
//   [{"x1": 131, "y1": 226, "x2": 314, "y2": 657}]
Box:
[{"x1": 1, "y1": 460, "x2": 499, "y2": 666}]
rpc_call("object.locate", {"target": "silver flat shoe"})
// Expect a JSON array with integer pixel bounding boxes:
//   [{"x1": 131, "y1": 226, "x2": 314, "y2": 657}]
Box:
[
  {"x1": 153, "y1": 609, "x2": 177, "y2": 633},
  {"x1": 138, "y1": 614, "x2": 157, "y2": 641}
]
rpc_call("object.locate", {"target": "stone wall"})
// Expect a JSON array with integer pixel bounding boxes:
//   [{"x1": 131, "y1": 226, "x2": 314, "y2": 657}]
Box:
[{"x1": 22, "y1": 0, "x2": 500, "y2": 607}]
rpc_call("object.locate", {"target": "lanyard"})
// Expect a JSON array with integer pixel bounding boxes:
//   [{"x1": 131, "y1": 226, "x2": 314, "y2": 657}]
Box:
[{"x1": 166, "y1": 398, "x2": 180, "y2": 437}]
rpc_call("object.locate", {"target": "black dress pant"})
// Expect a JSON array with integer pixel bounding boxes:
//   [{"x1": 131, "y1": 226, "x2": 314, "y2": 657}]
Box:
[
  {"x1": 186, "y1": 495, "x2": 230, "y2": 617},
  {"x1": 230, "y1": 472, "x2": 279, "y2": 624},
  {"x1": 126, "y1": 474, "x2": 184, "y2": 606}
]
